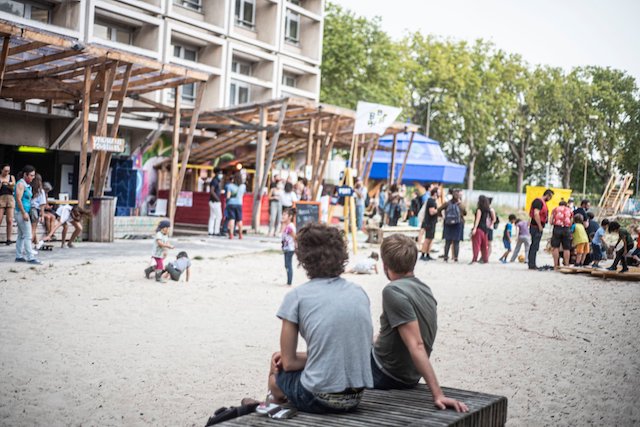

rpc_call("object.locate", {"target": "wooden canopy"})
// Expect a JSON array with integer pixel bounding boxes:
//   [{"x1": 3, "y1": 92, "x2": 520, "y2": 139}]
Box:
[{"x1": 0, "y1": 20, "x2": 210, "y2": 228}]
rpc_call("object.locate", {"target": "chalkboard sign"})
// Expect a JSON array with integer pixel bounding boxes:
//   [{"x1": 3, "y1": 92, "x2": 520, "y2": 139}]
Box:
[{"x1": 294, "y1": 201, "x2": 321, "y2": 230}]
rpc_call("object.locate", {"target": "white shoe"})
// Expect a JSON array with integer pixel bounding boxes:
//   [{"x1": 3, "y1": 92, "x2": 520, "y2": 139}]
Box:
[
  {"x1": 32, "y1": 248, "x2": 38, "y2": 255},
  {"x1": 36, "y1": 240, "x2": 44, "y2": 250}
]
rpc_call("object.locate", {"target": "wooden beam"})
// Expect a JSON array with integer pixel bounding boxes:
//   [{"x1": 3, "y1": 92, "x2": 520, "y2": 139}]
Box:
[
  {"x1": 306, "y1": 118, "x2": 314, "y2": 167},
  {"x1": 3, "y1": 57, "x2": 102, "y2": 80},
  {"x1": 363, "y1": 135, "x2": 379, "y2": 188},
  {"x1": 168, "y1": 85, "x2": 181, "y2": 231},
  {"x1": 0, "y1": 36, "x2": 10, "y2": 97},
  {"x1": 173, "y1": 82, "x2": 207, "y2": 216},
  {"x1": 6, "y1": 49, "x2": 82, "y2": 72},
  {"x1": 253, "y1": 99, "x2": 289, "y2": 230},
  {"x1": 313, "y1": 117, "x2": 340, "y2": 199},
  {"x1": 397, "y1": 131, "x2": 415, "y2": 184},
  {"x1": 8, "y1": 41, "x2": 47, "y2": 56},
  {"x1": 389, "y1": 132, "x2": 398, "y2": 185},
  {"x1": 130, "y1": 94, "x2": 174, "y2": 114},
  {"x1": 78, "y1": 66, "x2": 92, "y2": 206}
]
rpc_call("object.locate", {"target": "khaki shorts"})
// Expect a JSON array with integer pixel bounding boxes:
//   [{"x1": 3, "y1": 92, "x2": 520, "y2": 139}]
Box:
[
  {"x1": 575, "y1": 242, "x2": 590, "y2": 254},
  {"x1": 0, "y1": 194, "x2": 15, "y2": 209}
]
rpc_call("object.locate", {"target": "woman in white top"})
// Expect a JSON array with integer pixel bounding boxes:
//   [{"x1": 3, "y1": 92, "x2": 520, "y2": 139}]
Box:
[{"x1": 280, "y1": 182, "x2": 298, "y2": 210}]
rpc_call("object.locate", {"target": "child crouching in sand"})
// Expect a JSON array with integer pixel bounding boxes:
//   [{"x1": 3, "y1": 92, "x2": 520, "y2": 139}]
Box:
[
  {"x1": 347, "y1": 251, "x2": 379, "y2": 274},
  {"x1": 145, "y1": 220, "x2": 174, "y2": 282},
  {"x1": 163, "y1": 251, "x2": 191, "y2": 282}
]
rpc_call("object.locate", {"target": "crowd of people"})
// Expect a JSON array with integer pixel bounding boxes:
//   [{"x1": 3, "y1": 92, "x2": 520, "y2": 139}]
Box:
[{"x1": 1, "y1": 164, "x2": 88, "y2": 265}]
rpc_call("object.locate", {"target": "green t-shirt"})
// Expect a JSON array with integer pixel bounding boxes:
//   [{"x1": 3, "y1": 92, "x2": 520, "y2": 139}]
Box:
[
  {"x1": 373, "y1": 276, "x2": 438, "y2": 385},
  {"x1": 619, "y1": 228, "x2": 634, "y2": 251}
]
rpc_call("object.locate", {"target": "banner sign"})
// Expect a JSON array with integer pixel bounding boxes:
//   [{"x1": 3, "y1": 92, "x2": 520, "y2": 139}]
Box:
[
  {"x1": 92, "y1": 136, "x2": 125, "y2": 152},
  {"x1": 354, "y1": 101, "x2": 402, "y2": 135},
  {"x1": 177, "y1": 191, "x2": 193, "y2": 207}
]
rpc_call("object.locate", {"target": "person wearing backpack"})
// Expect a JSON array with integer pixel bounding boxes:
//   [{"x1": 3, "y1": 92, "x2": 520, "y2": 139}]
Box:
[{"x1": 436, "y1": 189, "x2": 466, "y2": 262}]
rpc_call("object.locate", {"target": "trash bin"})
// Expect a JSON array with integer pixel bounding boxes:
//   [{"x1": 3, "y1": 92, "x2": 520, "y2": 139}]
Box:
[{"x1": 90, "y1": 196, "x2": 117, "y2": 242}]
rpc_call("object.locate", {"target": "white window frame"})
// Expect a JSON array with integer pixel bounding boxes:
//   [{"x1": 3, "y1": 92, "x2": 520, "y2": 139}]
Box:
[
  {"x1": 285, "y1": 9, "x2": 300, "y2": 44},
  {"x1": 288, "y1": 0, "x2": 301, "y2": 5},
  {"x1": 231, "y1": 58, "x2": 253, "y2": 76},
  {"x1": 173, "y1": 42, "x2": 199, "y2": 63},
  {"x1": 173, "y1": 0, "x2": 202, "y2": 12},
  {"x1": 282, "y1": 73, "x2": 297, "y2": 88},
  {"x1": 234, "y1": 0, "x2": 255, "y2": 29},
  {"x1": 168, "y1": 82, "x2": 197, "y2": 103},
  {"x1": 0, "y1": 0, "x2": 52, "y2": 23},
  {"x1": 229, "y1": 80, "x2": 251, "y2": 106},
  {"x1": 94, "y1": 18, "x2": 134, "y2": 45}
]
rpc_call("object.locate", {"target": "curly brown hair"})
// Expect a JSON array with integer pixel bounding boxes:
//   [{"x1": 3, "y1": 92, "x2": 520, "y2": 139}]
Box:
[{"x1": 296, "y1": 223, "x2": 348, "y2": 279}]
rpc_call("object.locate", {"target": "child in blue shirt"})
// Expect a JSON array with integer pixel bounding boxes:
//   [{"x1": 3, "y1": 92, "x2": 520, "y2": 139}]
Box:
[
  {"x1": 590, "y1": 219, "x2": 609, "y2": 268},
  {"x1": 499, "y1": 214, "x2": 517, "y2": 264}
]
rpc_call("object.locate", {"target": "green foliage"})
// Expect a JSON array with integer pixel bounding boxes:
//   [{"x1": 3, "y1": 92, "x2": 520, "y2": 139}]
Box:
[{"x1": 320, "y1": 3, "x2": 640, "y2": 194}]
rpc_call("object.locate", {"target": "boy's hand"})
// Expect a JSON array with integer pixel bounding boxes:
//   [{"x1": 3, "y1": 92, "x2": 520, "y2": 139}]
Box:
[{"x1": 434, "y1": 395, "x2": 469, "y2": 413}]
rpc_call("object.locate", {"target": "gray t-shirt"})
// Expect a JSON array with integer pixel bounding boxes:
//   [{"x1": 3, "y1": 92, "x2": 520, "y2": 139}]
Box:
[
  {"x1": 171, "y1": 257, "x2": 191, "y2": 271},
  {"x1": 277, "y1": 277, "x2": 374, "y2": 393},
  {"x1": 373, "y1": 276, "x2": 438, "y2": 384}
]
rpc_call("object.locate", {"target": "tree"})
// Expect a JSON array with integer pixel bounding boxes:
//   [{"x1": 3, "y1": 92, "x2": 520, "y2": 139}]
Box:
[{"x1": 320, "y1": 3, "x2": 407, "y2": 109}]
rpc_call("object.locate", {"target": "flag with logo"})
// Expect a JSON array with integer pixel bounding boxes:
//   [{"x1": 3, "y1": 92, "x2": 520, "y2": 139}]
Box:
[{"x1": 353, "y1": 101, "x2": 402, "y2": 135}]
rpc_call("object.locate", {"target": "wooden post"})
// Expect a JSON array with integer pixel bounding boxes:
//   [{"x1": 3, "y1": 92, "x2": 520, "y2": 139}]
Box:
[
  {"x1": 397, "y1": 131, "x2": 415, "y2": 184},
  {"x1": 252, "y1": 100, "x2": 289, "y2": 230},
  {"x1": 78, "y1": 66, "x2": 92, "y2": 205},
  {"x1": 252, "y1": 106, "x2": 266, "y2": 230},
  {"x1": 0, "y1": 36, "x2": 10, "y2": 97},
  {"x1": 342, "y1": 167, "x2": 358, "y2": 254},
  {"x1": 92, "y1": 62, "x2": 117, "y2": 197},
  {"x1": 306, "y1": 118, "x2": 314, "y2": 167},
  {"x1": 363, "y1": 135, "x2": 379, "y2": 188},
  {"x1": 312, "y1": 117, "x2": 340, "y2": 199},
  {"x1": 168, "y1": 85, "x2": 182, "y2": 231},
  {"x1": 389, "y1": 132, "x2": 398, "y2": 186}
]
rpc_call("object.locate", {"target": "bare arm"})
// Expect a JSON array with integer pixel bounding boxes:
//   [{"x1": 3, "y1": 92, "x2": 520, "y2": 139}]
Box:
[
  {"x1": 279, "y1": 319, "x2": 307, "y2": 372},
  {"x1": 185, "y1": 267, "x2": 190, "y2": 282},
  {"x1": 15, "y1": 182, "x2": 28, "y2": 220},
  {"x1": 397, "y1": 321, "x2": 468, "y2": 412}
]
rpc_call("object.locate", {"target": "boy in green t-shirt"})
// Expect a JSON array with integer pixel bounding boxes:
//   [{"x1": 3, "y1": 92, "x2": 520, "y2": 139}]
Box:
[
  {"x1": 371, "y1": 234, "x2": 468, "y2": 413},
  {"x1": 607, "y1": 221, "x2": 633, "y2": 273}
]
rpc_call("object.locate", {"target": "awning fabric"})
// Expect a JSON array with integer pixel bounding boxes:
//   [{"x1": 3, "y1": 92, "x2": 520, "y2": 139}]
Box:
[{"x1": 369, "y1": 132, "x2": 467, "y2": 184}]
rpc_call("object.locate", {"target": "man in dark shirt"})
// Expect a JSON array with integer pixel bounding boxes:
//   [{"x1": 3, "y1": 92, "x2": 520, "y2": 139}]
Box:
[
  {"x1": 528, "y1": 189, "x2": 554, "y2": 270},
  {"x1": 420, "y1": 187, "x2": 439, "y2": 261},
  {"x1": 607, "y1": 221, "x2": 633, "y2": 273},
  {"x1": 573, "y1": 199, "x2": 590, "y2": 222}
]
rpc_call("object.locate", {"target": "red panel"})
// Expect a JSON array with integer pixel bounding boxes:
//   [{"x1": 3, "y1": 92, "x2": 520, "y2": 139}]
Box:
[{"x1": 158, "y1": 191, "x2": 270, "y2": 226}]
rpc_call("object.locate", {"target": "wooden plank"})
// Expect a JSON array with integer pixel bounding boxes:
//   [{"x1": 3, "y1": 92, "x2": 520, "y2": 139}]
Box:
[
  {"x1": 3, "y1": 57, "x2": 102, "y2": 80},
  {"x1": 364, "y1": 135, "x2": 379, "y2": 188},
  {"x1": 173, "y1": 82, "x2": 207, "y2": 213},
  {"x1": 78, "y1": 66, "x2": 92, "y2": 206},
  {"x1": 389, "y1": 132, "x2": 398, "y2": 185},
  {"x1": 397, "y1": 131, "x2": 415, "y2": 184},
  {"x1": 0, "y1": 36, "x2": 10, "y2": 97},
  {"x1": 7, "y1": 41, "x2": 47, "y2": 56},
  {"x1": 168, "y1": 85, "x2": 181, "y2": 232},
  {"x1": 5, "y1": 48, "x2": 81, "y2": 72},
  {"x1": 313, "y1": 117, "x2": 340, "y2": 199},
  {"x1": 306, "y1": 118, "x2": 315, "y2": 167},
  {"x1": 90, "y1": 62, "x2": 117, "y2": 198}
]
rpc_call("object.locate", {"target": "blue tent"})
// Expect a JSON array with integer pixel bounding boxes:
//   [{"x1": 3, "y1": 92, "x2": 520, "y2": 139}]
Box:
[{"x1": 368, "y1": 132, "x2": 467, "y2": 184}]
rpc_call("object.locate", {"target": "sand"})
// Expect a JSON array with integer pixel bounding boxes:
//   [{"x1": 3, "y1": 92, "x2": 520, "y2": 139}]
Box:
[{"x1": 0, "y1": 235, "x2": 639, "y2": 426}]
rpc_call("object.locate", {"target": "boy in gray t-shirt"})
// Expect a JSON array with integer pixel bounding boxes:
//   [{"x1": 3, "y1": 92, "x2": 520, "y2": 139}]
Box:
[
  {"x1": 372, "y1": 234, "x2": 468, "y2": 413},
  {"x1": 268, "y1": 223, "x2": 373, "y2": 414}
]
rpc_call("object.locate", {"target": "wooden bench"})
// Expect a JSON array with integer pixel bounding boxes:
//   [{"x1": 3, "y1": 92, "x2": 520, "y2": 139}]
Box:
[
  {"x1": 367, "y1": 225, "x2": 421, "y2": 244},
  {"x1": 219, "y1": 385, "x2": 507, "y2": 426}
]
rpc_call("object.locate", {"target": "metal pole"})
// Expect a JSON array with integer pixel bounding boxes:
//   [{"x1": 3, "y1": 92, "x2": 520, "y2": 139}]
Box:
[{"x1": 425, "y1": 99, "x2": 432, "y2": 138}]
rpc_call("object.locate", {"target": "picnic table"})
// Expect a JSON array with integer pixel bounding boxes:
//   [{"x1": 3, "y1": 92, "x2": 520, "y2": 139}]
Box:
[{"x1": 218, "y1": 385, "x2": 507, "y2": 426}]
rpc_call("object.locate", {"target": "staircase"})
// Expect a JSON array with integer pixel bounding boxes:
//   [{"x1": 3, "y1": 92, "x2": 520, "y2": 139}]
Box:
[{"x1": 598, "y1": 173, "x2": 633, "y2": 218}]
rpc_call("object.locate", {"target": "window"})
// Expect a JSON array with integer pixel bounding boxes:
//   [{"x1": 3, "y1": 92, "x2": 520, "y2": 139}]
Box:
[
  {"x1": 282, "y1": 73, "x2": 297, "y2": 88},
  {"x1": 289, "y1": 0, "x2": 301, "y2": 5},
  {"x1": 173, "y1": 0, "x2": 202, "y2": 12},
  {"x1": 168, "y1": 83, "x2": 197, "y2": 103},
  {"x1": 0, "y1": 0, "x2": 51, "y2": 23},
  {"x1": 234, "y1": 0, "x2": 255, "y2": 29},
  {"x1": 94, "y1": 19, "x2": 133, "y2": 45},
  {"x1": 285, "y1": 9, "x2": 300, "y2": 43},
  {"x1": 229, "y1": 81, "x2": 250, "y2": 106},
  {"x1": 231, "y1": 58, "x2": 252, "y2": 76},
  {"x1": 173, "y1": 43, "x2": 198, "y2": 62}
]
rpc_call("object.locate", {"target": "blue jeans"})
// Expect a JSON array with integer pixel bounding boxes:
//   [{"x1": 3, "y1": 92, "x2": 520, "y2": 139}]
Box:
[
  {"x1": 370, "y1": 353, "x2": 416, "y2": 390},
  {"x1": 276, "y1": 370, "x2": 359, "y2": 414},
  {"x1": 355, "y1": 204, "x2": 364, "y2": 230},
  {"x1": 16, "y1": 213, "x2": 36, "y2": 261},
  {"x1": 284, "y1": 251, "x2": 294, "y2": 285},
  {"x1": 528, "y1": 225, "x2": 543, "y2": 269}
]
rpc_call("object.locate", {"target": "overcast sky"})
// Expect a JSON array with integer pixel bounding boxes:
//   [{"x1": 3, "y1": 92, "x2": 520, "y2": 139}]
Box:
[{"x1": 331, "y1": 0, "x2": 640, "y2": 82}]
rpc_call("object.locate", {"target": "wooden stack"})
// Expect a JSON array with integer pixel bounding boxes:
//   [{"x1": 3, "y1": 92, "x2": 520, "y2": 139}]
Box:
[{"x1": 597, "y1": 173, "x2": 634, "y2": 218}]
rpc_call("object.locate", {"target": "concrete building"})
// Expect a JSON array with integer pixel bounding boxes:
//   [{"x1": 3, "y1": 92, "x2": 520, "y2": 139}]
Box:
[{"x1": 0, "y1": 0, "x2": 324, "y2": 204}]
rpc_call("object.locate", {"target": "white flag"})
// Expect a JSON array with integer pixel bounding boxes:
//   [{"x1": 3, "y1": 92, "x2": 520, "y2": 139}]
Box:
[{"x1": 353, "y1": 101, "x2": 402, "y2": 135}]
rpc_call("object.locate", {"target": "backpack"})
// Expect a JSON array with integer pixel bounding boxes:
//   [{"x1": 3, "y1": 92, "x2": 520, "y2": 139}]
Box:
[{"x1": 444, "y1": 202, "x2": 461, "y2": 225}]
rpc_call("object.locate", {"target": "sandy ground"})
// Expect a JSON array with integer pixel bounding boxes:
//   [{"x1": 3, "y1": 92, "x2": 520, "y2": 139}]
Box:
[{"x1": 0, "y1": 234, "x2": 639, "y2": 427}]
